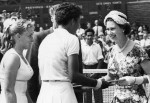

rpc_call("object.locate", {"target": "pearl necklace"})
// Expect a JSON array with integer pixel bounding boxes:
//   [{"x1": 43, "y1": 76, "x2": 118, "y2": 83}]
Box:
[{"x1": 118, "y1": 39, "x2": 130, "y2": 53}]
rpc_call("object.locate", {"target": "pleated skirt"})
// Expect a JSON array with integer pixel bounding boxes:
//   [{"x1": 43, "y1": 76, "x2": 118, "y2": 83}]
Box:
[{"x1": 36, "y1": 81, "x2": 78, "y2": 103}]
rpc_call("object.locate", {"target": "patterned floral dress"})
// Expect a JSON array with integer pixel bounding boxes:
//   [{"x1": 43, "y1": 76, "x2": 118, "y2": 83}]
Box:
[{"x1": 107, "y1": 40, "x2": 149, "y2": 103}]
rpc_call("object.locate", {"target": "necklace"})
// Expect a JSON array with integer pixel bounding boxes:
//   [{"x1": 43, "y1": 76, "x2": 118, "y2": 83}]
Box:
[{"x1": 118, "y1": 39, "x2": 130, "y2": 53}]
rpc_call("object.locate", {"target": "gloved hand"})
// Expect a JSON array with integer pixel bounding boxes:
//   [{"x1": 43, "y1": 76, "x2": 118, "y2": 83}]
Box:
[
  {"x1": 101, "y1": 78, "x2": 112, "y2": 89},
  {"x1": 117, "y1": 76, "x2": 135, "y2": 86},
  {"x1": 94, "y1": 78, "x2": 111, "y2": 90},
  {"x1": 118, "y1": 76, "x2": 145, "y2": 86}
]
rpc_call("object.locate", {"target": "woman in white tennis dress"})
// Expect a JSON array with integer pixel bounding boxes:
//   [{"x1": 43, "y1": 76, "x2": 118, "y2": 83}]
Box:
[
  {"x1": 0, "y1": 19, "x2": 34, "y2": 103},
  {"x1": 37, "y1": 3, "x2": 110, "y2": 103}
]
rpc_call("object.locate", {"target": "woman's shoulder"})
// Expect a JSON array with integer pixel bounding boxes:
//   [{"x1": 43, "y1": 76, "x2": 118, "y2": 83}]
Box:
[
  {"x1": 3, "y1": 49, "x2": 20, "y2": 62},
  {"x1": 5, "y1": 48, "x2": 18, "y2": 55},
  {"x1": 2, "y1": 50, "x2": 20, "y2": 71}
]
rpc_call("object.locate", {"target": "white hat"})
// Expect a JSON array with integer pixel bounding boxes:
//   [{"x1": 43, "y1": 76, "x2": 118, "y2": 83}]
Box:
[{"x1": 104, "y1": 10, "x2": 129, "y2": 26}]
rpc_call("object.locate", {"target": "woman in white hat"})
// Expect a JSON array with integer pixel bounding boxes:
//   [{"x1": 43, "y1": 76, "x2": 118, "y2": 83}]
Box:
[{"x1": 103, "y1": 10, "x2": 150, "y2": 103}]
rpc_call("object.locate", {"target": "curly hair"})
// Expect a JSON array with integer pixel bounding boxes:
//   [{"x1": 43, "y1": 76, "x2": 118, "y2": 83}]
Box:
[
  {"x1": 55, "y1": 2, "x2": 82, "y2": 26},
  {"x1": 1, "y1": 19, "x2": 34, "y2": 54},
  {"x1": 84, "y1": 28, "x2": 95, "y2": 36}
]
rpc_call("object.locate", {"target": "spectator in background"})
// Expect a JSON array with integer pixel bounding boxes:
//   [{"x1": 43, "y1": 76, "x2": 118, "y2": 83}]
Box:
[
  {"x1": 80, "y1": 21, "x2": 93, "y2": 45},
  {"x1": 76, "y1": 23, "x2": 85, "y2": 39},
  {"x1": 140, "y1": 30, "x2": 150, "y2": 57},
  {"x1": 138, "y1": 25, "x2": 143, "y2": 34},
  {"x1": 39, "y1": 27, "x2": 44, "y2": 32},
  {"x1": 35, "y1": 23, "x2": 40, "y2": 32},
  {"x1": 142, "y1": 24, "x2": 149, "y2": 32},
  {"x1": 81, "y1": 28, "x2": 104, "y2": 103},
  {"x1": 6, "y1": 13, "x2": 11, "y2": 19},
  {"x1": 86, "y1": 21, "x2": 92, "y2": 29},
  {"x1": 140, "y1": 29, "x2": 150, "y2": 48},
  {"x1": 95, "y1": 34, "x2": 109, "y2": 69},
  {"x1": 103, "y1": 10, "x2": 150, "y2": 103},
  {"x1": 26, "y1": 4, "x2": 60, "y2": 102},
  {"x1": 131, "y1": 22, "x2": 138, "y2": 33},
  {"x1": 0, "y1": 14, "x2": 4, "y2": 23},
  {"x1": 82, "y1": 29, "x2": 104, "y2": 70},
  {"x1": 2, "y1": 10, "x2": 7, "y2": 20},
  {"x1": 94, "y1": 34, "x2": 106, "y2": 57},
  {"x1": 129, "y1": 33, "x2": 140, "y2": 44},
  {"x1": 93, "y1": 19, "x2": 103, "y2": 37},
  {"x1": 44, "y1": 23, "x2": 49, "y2": 30},
  {"x1": 138, "y1": 26, "x2": 144, "y2": 41},
  {"x1": 19, "y1": 13, "x2": 22, "y2": 19}
]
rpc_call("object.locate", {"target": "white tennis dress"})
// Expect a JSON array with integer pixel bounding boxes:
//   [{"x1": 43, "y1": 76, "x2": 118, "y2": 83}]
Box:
[
  {"x1": 37, "y1": 28, "x2": 79, "y2": 103},
  {"x1": 0, "y1": 48, "x2": 33, "y2": 103}
]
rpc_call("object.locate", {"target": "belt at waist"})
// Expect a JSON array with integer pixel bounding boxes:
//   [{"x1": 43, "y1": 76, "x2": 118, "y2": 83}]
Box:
[
  {"x1": 83, "y1": 63, "x2": 98, "y2": 69},
  {"x1": 42, "y1": 80, "x2": 70, "y2": 82}
]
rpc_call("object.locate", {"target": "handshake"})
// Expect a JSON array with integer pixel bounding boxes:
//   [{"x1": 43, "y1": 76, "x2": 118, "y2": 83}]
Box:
[
  {"x1": 94, "y1": 78, "x2": 112, "y2": 90},
  {"x1": 95, "y1": 75, "x2": 148, "y2": 90}
]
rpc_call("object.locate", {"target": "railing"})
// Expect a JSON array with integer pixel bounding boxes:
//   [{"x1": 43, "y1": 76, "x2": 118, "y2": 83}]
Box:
[{"x1": 83, "y1": 69, "x2": 107, "y2": 73}]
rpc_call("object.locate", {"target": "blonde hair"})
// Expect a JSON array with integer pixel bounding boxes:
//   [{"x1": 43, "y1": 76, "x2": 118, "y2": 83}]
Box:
[
  {"x1": 1, "y1": 19, "x2": 34, "y2": 54},
  {"x1": 49, "y1": 4, "x2": 60, "y2": 16}
]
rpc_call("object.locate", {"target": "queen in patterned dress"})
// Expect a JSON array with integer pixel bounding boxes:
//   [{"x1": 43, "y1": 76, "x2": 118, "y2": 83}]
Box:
[{"x1": 103, "y1": 10, "x2": 150, "y2": 103}]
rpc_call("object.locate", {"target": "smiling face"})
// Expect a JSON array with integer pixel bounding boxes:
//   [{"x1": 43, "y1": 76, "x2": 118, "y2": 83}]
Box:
[
  {"x1": 85, "y1": 31, "x2": 94, "y2": 43},
  {"x1": 106, "y1": 20, "x2": 124, "y2": 43}
]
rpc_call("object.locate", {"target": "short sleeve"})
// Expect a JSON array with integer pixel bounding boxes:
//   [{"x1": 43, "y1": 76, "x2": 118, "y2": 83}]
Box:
[{"x1": 66, "y1": 35, "x2": 79, "y2": 56}]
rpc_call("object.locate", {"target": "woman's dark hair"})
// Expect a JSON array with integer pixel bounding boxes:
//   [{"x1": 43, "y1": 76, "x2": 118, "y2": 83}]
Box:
[
  {"x1": 106, "y1": 18, "x2": 131, "y2": 35},
  {"x1": 84, "y1": 28, "x2": 95, "y2": 36},
  {"x1": 55, "y1": 2, "x2": 82, "y2": 26}
]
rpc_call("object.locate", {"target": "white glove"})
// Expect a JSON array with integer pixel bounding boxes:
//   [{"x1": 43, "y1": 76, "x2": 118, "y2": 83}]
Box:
[
  {"x1": 118, "y1": 76, "x2": 144, "y2": 86},
  {"x1": 118, "y1": 76, "x2": 135, "y2": 86}
]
